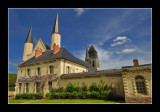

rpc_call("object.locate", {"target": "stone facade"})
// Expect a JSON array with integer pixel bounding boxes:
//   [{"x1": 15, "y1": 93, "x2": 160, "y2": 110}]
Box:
[{"x1": 121, "y1": 66, "x2": 152, "y2": 103}]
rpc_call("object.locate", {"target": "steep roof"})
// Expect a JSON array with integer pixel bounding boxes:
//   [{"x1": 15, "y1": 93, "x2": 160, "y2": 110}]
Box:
[
  {"x1": 52, "y1": 13, "x2": 61, "y2": 34},
  {"x1": 19, "y1": 48, "x2": 96, "y2": 72},
  {"x1": 89, "y1": 45, "x2": 97, "y2": 53},
  {"x1": 42, "y1": 42, "x2": 51, "y2": 50},
  {"x1": 25, "y1": 26, "x2": 33, "y2": 43}
]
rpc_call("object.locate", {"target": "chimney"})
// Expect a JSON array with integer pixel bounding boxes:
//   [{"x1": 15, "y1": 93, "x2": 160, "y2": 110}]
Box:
[
  {"x1": 53, "y1": 44, "x2": 60, "y2": 54},
  {"x1": 133, "y1": 59, "x2": 139, "y2": 66},
  {"x1": 35, "y1": 48, "x2": 42, "y2": 58}
]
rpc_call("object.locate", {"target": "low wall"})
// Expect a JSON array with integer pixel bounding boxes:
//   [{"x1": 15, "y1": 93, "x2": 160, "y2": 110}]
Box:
[{"x1": 59, "y1": 73, "x2": 125, "y2": 98}]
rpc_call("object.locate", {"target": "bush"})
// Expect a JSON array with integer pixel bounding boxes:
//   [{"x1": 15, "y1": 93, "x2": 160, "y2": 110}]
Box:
[
  {"x1": 65, "y1": 92, "x2": 71, "y2": 98},
  {"x1": 89, "y1": 83, "x2": 100, "y2": 92},
  {"x1": 90, "y1": 91, "x2": 100, "y2": 99},
  {"x1": 103, "y1": 91, "x2": 114, "y2": 100},
  {"x1": 66, "y1": 83, "x2": 75, "y2": 92},
  {"x1": 50, "y1": 87, "x2": 64, "y2": 93},
  {"x1": 70, "y1": 91, "x2": 78, "y2": 99},
  {"x1": 79, "y1": 92, "x2": 88, "y2": 99},
  {"x1": 15, "y1": 93, "x2": 43, "y2": 99},
  {"x1": 81, "y1": 82, "x2": 88, "y2": 92},
  {"x1": 74, "y1": 85, "x2": 80, "y2": 92}
]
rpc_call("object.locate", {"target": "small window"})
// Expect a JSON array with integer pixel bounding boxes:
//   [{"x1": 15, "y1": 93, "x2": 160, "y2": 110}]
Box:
[
  {"x1": 26, "y1": 83, "x2": 29, "y2": 93},
  {"x1": 135, "y1": 76, "x2": 147, "y2": 94},
  {"x1": 48, "y1": 82, "x2": 52, "y2": 92},
  {"x1": 49, "y1": 66, "x2": 54, "y2": 74},
  {"x1": 37, "y1": 67, "x2": 41, "y2": 75},
  {"x1": 36, "y1": 82, "x2": 41, "y2": 93},
  {"x1": 93, "y1": 61, "x2": 95, "y2": 67},
  {"x1": 66, "y1": 66, "x2": 71, "y2": 74},
  {"x1": 19, "y1": 83, "x2": 22, "y2": 94},
  {"x1": 27, "y1": 69, "x2": 30, "y2": 76}
]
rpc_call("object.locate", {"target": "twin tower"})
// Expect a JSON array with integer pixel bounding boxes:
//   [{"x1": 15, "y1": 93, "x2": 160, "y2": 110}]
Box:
[
  {"x1": 22, "y1": 13, "x2": 100, "y2": 70},
  {"x1": 22, "y1": 14, "x2": 61, "y2": 62}
]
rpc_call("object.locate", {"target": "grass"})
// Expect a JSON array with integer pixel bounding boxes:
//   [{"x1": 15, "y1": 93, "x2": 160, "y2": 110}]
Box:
[{"x1": 9, "y1": 99, "x2": 116, "y2": 104}]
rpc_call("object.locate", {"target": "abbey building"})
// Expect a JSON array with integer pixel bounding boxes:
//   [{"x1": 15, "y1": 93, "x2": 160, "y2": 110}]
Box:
[{"x1": 15, "y1": 14, "x2": 152, "y2": 103}]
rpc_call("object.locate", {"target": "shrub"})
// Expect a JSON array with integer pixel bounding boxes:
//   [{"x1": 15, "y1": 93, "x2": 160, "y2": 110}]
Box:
[
  {"x1": 103, "y1": 91, "x2": 114, "y2": 100},
  {"x1": 89, "y1": 83, "x2": 100, "y2": 92},
  {"x1": 74, "y1": 85, "x2": 80, "y2": 92},
  {"x1": 66, "y1": 83, "x2": 75, "y2": 92},
  {"x1": 65, "y1": 92, "x2": 71, "y2": 98},
  {"x1": 81, "y1": 82, "x2": 88, "y2": 92},
  {"x1": 79, "y1": 92, "x2": 88, "y2": 99},
  {"x1": 15, "y1": 93, "x2": 43, "y2": 99},
  {"x1": 70, "y1": 91, "x2": 78, "y2": 99},
  {"x1": 107, "y1": 91, "x2": 114, "y2": 100},
  {"x1": 90, "y1": 91, "x2": 100, "y2": 99}
]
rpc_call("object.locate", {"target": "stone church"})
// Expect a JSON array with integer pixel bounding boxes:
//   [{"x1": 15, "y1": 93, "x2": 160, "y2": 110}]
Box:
[{"x1": 15, "y1": 14, "x2": 152, "y2": 103}]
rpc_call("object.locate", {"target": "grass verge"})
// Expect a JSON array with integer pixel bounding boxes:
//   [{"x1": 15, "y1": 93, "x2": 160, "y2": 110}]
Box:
[{"x1": 9, "y1": 99, "x2": 116, "y2": 104}]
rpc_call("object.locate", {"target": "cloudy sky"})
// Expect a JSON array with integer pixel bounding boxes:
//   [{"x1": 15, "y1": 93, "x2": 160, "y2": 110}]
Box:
[{"x1": 8, "y1": 8, "x2": 152, "y2": 73}]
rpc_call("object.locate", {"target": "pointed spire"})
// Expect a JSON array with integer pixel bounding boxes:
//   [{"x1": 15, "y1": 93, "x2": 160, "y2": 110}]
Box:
[
  {"x1": 85, "y1": 46, "x2": 89, "y2": 61},
  {"x1": 39, "y1": 35, "x2": 41, "y2": 40},
  {"x1": 89, "y1": 45, "x2": 97, "y2": 53},
  {"x1": 25, "y1": 26, "x2": 33, "y2": 43},
  {"x1": 52, "y1": 13, "x2": 61, "y2": 34}
]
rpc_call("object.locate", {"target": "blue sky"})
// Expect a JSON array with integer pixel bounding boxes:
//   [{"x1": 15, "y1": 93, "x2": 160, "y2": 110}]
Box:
[{"x1": 8, "y1": 8, "x2": 152, "y2": 73}]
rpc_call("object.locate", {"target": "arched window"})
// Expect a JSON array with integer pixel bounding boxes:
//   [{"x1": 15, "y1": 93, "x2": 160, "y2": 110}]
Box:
[{"x1": 135, "y1": 76, "x2": 147, "y2": 94}]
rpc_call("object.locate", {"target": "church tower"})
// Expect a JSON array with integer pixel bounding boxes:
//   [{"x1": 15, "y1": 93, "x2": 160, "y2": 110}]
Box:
[
  {"x1": 85, "y1": 45, "x2": 100, "y2": 71},
  {"x1": 51, "y1": 13, "x2": 61, "y2": 50},
  {"x1": 22, "y1": 26, "x2": 33, "y2": 62}
]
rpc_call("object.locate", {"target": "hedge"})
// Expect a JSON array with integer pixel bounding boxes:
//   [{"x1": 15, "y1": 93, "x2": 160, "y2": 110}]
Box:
[
  {"x1": 15, "y1": 93, "x2": 44, "y2": 99},
  {"x1": 45, "y1": 91, "x2": 114, "y2": 100}
]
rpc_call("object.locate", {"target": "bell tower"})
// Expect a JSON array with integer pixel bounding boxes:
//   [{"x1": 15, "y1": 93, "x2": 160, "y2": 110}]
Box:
[
  {"x1": 85, "y1": 45, "x2": 100, "y2": 71},
  {"x1": 51, "y1": 13, "x2": 61, "y2": 50}
]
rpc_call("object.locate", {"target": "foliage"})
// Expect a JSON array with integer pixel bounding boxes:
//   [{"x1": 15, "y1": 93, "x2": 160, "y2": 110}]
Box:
[
  {"x1": 90, "y1": 91, "x2": 100, "y2": 99},
  {"x1": 89, "y1": 83, "x2": 100, "y2": 92},
  {"x1": 51, "y1": 87, "x2": 64, "y2": 93},
  {"x1": 15, "y1": 93, "x2": 43, "y2": 99},
  {"x1": 9, "y1": 87, "x2": 15, "y2": 91},
  {"x1": 8, "y1": 73, "x2": 17, "y2": 87},
  {"x1": 81, "y1": 82, "x2": 88, "y2": 92},
  {"x1": 103, "y1": 91, "x2": 114, "y2": 100},
  {"x1": 65, "y1": 83, "x2": 75, "y2": 92}
]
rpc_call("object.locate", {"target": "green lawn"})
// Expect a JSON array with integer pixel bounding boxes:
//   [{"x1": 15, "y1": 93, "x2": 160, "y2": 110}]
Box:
[{"x1": 9, "y1": 99, "x2": 116, "y2": 104}]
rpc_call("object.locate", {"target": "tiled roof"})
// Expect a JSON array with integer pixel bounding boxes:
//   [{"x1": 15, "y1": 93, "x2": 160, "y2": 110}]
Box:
[
  {"x1": 60, "y1": 69, "x2": 121, "y2": 78},
  {"x1": 19, "y1": 48, "x2": 96, "y2": 72}
]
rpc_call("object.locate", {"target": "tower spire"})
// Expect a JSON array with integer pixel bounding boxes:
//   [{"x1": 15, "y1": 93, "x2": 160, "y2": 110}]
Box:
[
  {"x1": 52, "y1": 13, "x2": 61, "y2": 34},
  {"x1": 25, "y1": 26, "x2": 33, "y2": 43},
  {"x1": 85, "y1": 46, "x2": 90, "y2": 62}
]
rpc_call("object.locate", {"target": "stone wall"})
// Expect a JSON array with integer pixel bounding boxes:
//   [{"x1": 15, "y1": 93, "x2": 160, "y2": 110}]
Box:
[
  {"x1": 121, "y1": 67, "x2": 152, "y2": 103},
  {"x1": 59, "y1": 73, "x2": 125, "y2": 98}
]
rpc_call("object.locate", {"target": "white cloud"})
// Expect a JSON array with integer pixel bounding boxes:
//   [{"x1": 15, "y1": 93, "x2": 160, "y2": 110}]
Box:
[
  {"x1": 113, "y1": 36, "x2": 128, "y2": 41},
  {"x1": 116, "y1": 48, "x2": 136, "y2": 54},
  {"x1": 111, "y1": 36, "x2": 130, "y2": 47},
  {"x1": 74, "y1": 8, "x2": 84, "y2": 16}
]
